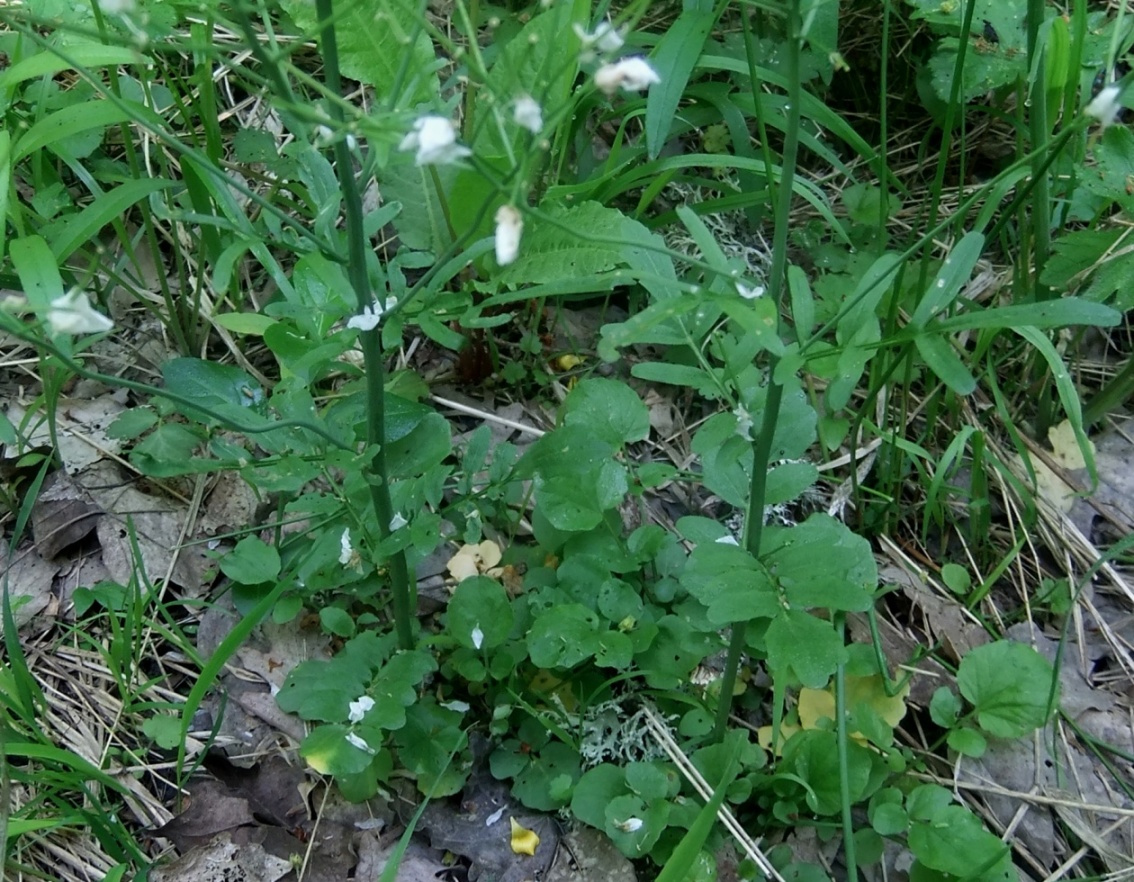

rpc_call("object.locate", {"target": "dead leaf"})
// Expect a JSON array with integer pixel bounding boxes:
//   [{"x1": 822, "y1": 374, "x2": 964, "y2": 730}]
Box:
[
  {"x1": 5, "y1": 394, "x2": 127, "y2": 474},
  {"x1": 446, "y1": 540, "x2": 504, "y2": 584},
  {"x1": 30, "y1": 470, "x2": 102, "y2": 558},
  {"x1": 0, "y1": 543, "x2": 59, "y2": 634},
  {"x1": 149, "y1": 832, "x2": 293, "y2": 882}
]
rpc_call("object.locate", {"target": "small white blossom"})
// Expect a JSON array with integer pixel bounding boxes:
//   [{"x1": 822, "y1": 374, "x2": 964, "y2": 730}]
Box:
[
  {"x1": 348, "y1": 695, "x2": 375, "y2": 723},
  {"x1": 1086, "y1": 84, "x2": 1124, "y2": 129},
  {"x1": 389, "y1": 513, "x2": 408, "y2": 531},
  {"x1": 98, "y1": 0, "x2": 136, "y2": 13},
  {"x1": 346, "y1": 133, "x2": 358, "y2": 150},
  {"x1": 614, "y1": 817, "x2": 644, "y2": 833},
  {"x1": 736, "y1": 282, "x2": 764, "y2": 300},
  {"x1": 494, "y1": 205, "x2": 524, "y2": 266},
  {"x1": 315, "y1": 124, "x2": 335, "y2": 145},
  {"x1": 338, "y1": 528, "x2": 353, "y2": 565},
  {"x1": 471, "y1": 624, "x2": 485, "y2": 649},
  {"x1": 513, "y1": 95, "x2": 543, "y2": 134},
  {"x1": 346, "y1": 732, "x2": 376, "y2": 754},
  {"x1": 398, "y1": 115, "x2": 471, "y2": 166},
  {"x1": 486, "y1": 806, "x2": 506, "y2": 826},
  {"x1": 594, "y1": 57, "x2": 660, "y2": 96},
  {"x1": 440, "y1": 700, "x2": 470, "y2": 713},
  {"x1": 734, "y1": 405, "x2": 754, "y2": 439},
  {"x1": 574, "y1": 20, "x2": 625, "y2": 59},
  {"x1": 715, "y1": 535, "x2": 740, "y2": 546},
  {"x1": 347, "y1": 296, "x2": 398, "y2": 331},
  {"x1": 47, "y1": 289, "x2": 114, "y2": 335}
]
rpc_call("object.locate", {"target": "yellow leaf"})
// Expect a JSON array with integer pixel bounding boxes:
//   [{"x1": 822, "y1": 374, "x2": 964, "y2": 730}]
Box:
[
  {"x1": 756, "y1": 723, "x2": 799, "y2": 756},
  {"x1": 797, "y1": 675, "x2": 909, "y2": 740},
  {"x1": 798, "y1": 687, "x2": 835, "y2": 730},
  {"x1": 445, "y1": 540, "x2": 504, "y2": 584},
  {"x1": 554, "y1": 353, "x2": 584, "y2": 371},
  {"x1": 510, "y1": 817, "x2": 540, "y2": 855}
]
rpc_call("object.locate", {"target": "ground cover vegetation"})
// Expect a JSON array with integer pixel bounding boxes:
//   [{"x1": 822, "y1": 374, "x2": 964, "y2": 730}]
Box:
[{"x1": 0, "y1": 0, "x2": 1133, "y2": 879}]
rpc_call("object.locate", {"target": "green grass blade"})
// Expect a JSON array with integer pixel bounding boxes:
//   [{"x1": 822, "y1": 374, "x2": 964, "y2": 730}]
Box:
[
  {"x1": 654, "y1": 740, "x2": 740, "y2": 882},
  {"x1": 915, "y1": 333, "x2": 976, "y2": 395},
  {"x1": 12, "y1": 101, "x2": 139, "y2": 164}
]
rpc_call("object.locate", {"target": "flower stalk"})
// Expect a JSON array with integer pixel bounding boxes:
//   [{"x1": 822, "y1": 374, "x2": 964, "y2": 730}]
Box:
[{"x1": 314, "y1": 0, "x2": 414, "y2": 650}]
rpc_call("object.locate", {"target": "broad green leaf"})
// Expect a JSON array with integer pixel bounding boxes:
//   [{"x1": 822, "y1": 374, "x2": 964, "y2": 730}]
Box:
[
  {"x1": 571, "y1": 764, "x2": 628, "y2": 830},
  {"x1": 279, "y1": 0, "x2": 438, "y2": 105},
  {"x1": 447, "y1": 576, "x2": 514, "y2": 650},
  {"x1": 909, "y1": 805, "x2": 1012, "y2": 880},
  {"x1": 915, "y1": 332, "x2": 977, "y2": 395},
  {"x1": 910, "y1": 232, "x2": 985, "y2": 328},
  {"x1": 162, "y1": 357, "x2": 268, "y2": 427},
  {"x1": 527, "y1": 604, "x2": 602, "y2": 668},
  {"x1": 564, "y1": 377, "x2": 650, "y2": 445},
  {"x1": 765, "y1": 609, "x2": 847, "y2": 688},
  {"x1": 647, "y1": 3, "x2": 720, "y2": 159},
  {"x1": 631, "y1": 361, "x2": 721, "y2": 396},
  {"x1": 782, "y1": 729, "x2": 873, "y2": 815},
  {"x1": 957, "y1": 641, "x2": 1056, "y2": 738},
  {"x1": 1041, "y1": 228, "x2": 1124, "y2": 290},
  {"x1": 302, "y1": 724, "x2": 378, "y2": 776},
  {"x1": 220, "y1": 535, "x2": 281, "y2": 585},
  {"x1": 278, "y1": 658, "x2": 369, "y2": 721},
  {"x1": 681, "y1": 542, "x2": 779, "y2": 625},
  {"x1": 763, "y1": 514, "x2": 877, "y2": 611}
]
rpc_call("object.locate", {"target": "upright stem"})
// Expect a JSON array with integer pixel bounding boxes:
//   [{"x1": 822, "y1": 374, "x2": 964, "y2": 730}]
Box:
[
  {"x1": 712, "y1": 0, "x2": 803, "y2": 741},
  {"x1": 315, "y1": 0, "x2": 414, "y2": 650}
]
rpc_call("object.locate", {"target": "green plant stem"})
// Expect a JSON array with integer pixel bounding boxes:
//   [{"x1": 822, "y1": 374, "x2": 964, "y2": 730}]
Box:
[
  {"x1": 712, "y1": 0, "x2": 803, "y2": 742},
  {"x1": 834, "y1": 612, "x2": 858, "y2": 882},
  {"x1": 314, "y1": 0, "x2": 414, "y2": 651},
  {"x1": 1083, "y1": 354, "x2": 1134, "y2": 427}
]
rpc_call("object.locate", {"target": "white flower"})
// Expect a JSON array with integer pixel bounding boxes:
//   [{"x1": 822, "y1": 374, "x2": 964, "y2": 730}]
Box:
[
  {"x1": 389, "y1": 513, "x2": 408, "y2": 531},
  {"x1": 614, "y1": 817, "x2": 644, "y2": 833},
  {"x1": 347, "y1": 296, "x2": 398, "y2": 331},
  {"x1": 733, "y1": 405, "x2": 753, "y2": 439},
  {"x1": 440, "y1": 700, "x2": 470, "y2": 713},
  {"x1": 398, "y1": 116, "x2": 471, "y2": 166},
  {"x1": 494, "y1": 205, "x2": 524, "y2": 266},
  {"x1": 594, "y1": 57, "x2": 660, "y2": 96},
  {"x1": 47, "y1": 289, "x2": 114, "y2": 335},
  {"x1": 1086, "y1": 84, "x2": 1124, "y2": 129},
  {"x1": 346, "y1": 732, "x2": 376, "y2": 754},
  {"x1": 348, "y1": 695, "x2": 375, "y2": 723},
  {"x1": 574, "y1": 20, "x2": 625, "y2": 58},
  {"x1": 98, "y1": 0, "x2": 135, "y2": 13},
  {"x1": 736, "y1": 281, "x2": 764, "y2": 300},
  {"x1": 715, "y1": 535, "x2": 740, "y2": 546},
  {"x1": 338, "y1": 528, "x2": 353, "y2": 565},
  {"x1": 513, "y1": 95, "x2": 543, "y2": 134},
  {"x1": 315, "y1": 124, "x2": 334, "y2": 145},
  {"x1": 471, "y1": 624, "x2": 485, "y2": 649}
]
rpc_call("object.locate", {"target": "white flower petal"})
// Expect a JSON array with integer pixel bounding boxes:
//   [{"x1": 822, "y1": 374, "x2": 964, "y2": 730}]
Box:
[
  {"x1": 1086, "y1": 83, "x2": 1124, "y2": 129},
  {"x1": 389, "y1": 513, "x2": 408, "y2": 531},
  {"x1": 347, "y1": 296, "x2": 397, "y2": 331},
  {"x1": 736, "y1": 282, "x2": 764, "y2": 300},
  {"x1": 494, "y1": 205, "x2": 524, "y2": 266},
  {"x1": 471, "y1": 624, "x2": 485, "y2": 650},
  {"x1": 573, "y1": 20, "x2": 624, "y2": 57},
  {"x1": 339, "y1": 528, "x2": 353, "y2": 565},
  {"x1": 440, "y1": 700, "x2": 470, "y2": 713},
  {"x1": 513, "y1": 95, "x2": 544, "y2": 134},
  {"x1": 346, "y1": 732, "x2": 376, "y2": 754},
  {"x1": 733, "y1": 405, "x2": 754, "y2": 439},
  {"x1": 486, "y1": 806, "x2": 506, "y2": 827},
  {"x1": 594, "y1": 57, "x2": 660, "y2": 96},
  {"x1": 715, "y1": 535, "x2": 740, "y2": 546},
  {"x1": 47, "y1": 289, "x2": 114, "y2": 336},
  {"x1": 615, "y1": 817, "x2": 644, "y2": 832},
  {"x1": 348, "y1": 695, "x2": 375, "y2": 723},
  {"x1": 399, "y1": 115, "x2": 471, "y2": 166}
]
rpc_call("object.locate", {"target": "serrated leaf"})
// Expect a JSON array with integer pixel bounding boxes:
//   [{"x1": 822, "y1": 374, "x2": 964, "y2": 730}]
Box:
[
  {"x1": 279, "y1": 0, "x2": 438, "y2": 105},
  {"x1": 220, "y1": 535, "x2": 281, "y2": 585}
]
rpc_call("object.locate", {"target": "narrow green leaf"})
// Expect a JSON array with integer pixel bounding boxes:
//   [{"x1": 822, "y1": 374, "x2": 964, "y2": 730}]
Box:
[
  {"x1": 10, "y1": 235, "x2": 65, "y2": 313},
  {"x1": 1013, "y1": 325, "x2": 1097, "y2": 484},
  {"x1": 910, "y1": 231, "x2": 985, "y2": 328},
  {"x1": 915, "y1": 332, "x2": 976, "y2": 395},
  {"x1": 13, "y1": 101, "x2": 138, "y2": 164},
  {"x1": 0, "y1": 132, "x2": 9, "y2": 263},
  {"x1": 647, "y1": 3, "x2": 720, "y2": 159},
  {"x1": 933, "y1": 298, "x2": 1120, "y2": 333},
  {"x1": 48, "y1": 179, "x2": 172, "y2": 262},
  {"x1": 0, "y1": 44, "x2": 139, "y2": 96}
]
